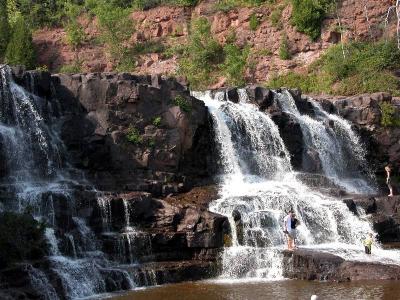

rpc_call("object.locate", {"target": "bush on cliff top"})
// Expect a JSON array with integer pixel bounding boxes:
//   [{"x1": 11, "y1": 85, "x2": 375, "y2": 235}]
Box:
[
  {"x1": 267, "y1": 40, "x2": 400, "y2": 96},
  {"x1": 0, "y1": 212, "x2": 48, "y2": 269},
  {"x1": 178, "y1": 17, "x2": 224, "y2": 89},
  {"x1": 290, "y1": 0, "x2": 332, "y2": 41}
]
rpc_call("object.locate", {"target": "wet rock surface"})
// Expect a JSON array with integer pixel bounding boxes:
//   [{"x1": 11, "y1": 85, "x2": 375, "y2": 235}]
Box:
[{"x1": 283, "y1": 249, "x2": 400, "y2": 281}]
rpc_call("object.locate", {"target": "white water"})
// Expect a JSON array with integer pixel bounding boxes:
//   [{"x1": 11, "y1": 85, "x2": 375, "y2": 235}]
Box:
[
  {"x1": 0, "y1": 66, "x2": 137, "y2": 299},
  {"x1": 192, "y1": 89, "x2": 399, "y2": 281},
  {"x1": 276, "y1": 91, "x2": 376, "y2": 194}
]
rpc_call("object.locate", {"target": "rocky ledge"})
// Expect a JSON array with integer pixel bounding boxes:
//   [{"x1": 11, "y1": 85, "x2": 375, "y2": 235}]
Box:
[
  {"x1": 344, "y1": 196, "x2": 400, "y2": 243},
  {"x1": 283, "y1": 249, "x2": 400, "y2": 281}
]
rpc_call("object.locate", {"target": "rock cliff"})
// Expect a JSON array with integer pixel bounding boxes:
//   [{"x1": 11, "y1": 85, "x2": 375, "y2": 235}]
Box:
[{"x1": 33, "y1": 0, "x2": 397, "y2": 85}]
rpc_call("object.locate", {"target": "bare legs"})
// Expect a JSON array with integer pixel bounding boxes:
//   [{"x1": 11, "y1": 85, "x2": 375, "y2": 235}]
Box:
[
  {"x1": 286, "y1": 235, "x2": 294, "y2": 250},
  {"x1": 388, "y1": 182, "x2": 393, "y2": 197}
]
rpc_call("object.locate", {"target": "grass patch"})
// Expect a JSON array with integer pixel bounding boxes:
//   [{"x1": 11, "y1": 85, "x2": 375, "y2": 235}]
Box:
[
  {"x1": 249, "y1": 13, "x2": 260, "y2": 31},
  {"x1": 279, "y1": 33, "x2": 291, "y2": 60},
  {"x1": 267, "y1": 40, "x2": 400, "y2": 96},
  {"x1": 126, "y1": 125, "x2": 143, "y2": 144},
  {"x1": 174, "y1": 95, "x2": 192, "y2": 112},
  {"x1": 380, "y1": 102, "x2": 400, "y2": 127}
]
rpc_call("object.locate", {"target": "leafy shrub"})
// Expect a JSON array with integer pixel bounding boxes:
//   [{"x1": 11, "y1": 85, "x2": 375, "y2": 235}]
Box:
[
  {"x1": 178, "y1": 17, "x2": 224, "y2": 89},
  {"x1": 0, "y1": 212, "x2": 48, "y2": 268},
  {"x1": 380, "y1": 102, "x2": 400, "y2": 127},
  {"x1": 279, "y1": 34, "x2": 291, "y2": 60},
  {"x1": 270, "y1": 5, "x2": 284, "y2": 28},
  {"x1": 174, "y1": 95, "x2": 192, "y2": 112},
  {"x1": 152, "y1": 116, "x2": 162, "y2": 127},
  {"x1": 126, "y1": 125, "x2": 143, "y2": 144},
  {"x1": 290, "y1": 0, "x2": 331, "y2": 41},
  {"x1": 249, "y1": 13, "x2": 259, "y2": 31},
  {"x1": 5, "y1": 15, "x2": 36, "y2": 69},
  {"x1": 0, "y1": 0, "x2": 10, "y2": 60},
  {"x1": 222, "y1": 44, "x2": 250, "y2": 86},
  {"x1": 66, "y1": 22, "x2": 86, "y2": 49}
]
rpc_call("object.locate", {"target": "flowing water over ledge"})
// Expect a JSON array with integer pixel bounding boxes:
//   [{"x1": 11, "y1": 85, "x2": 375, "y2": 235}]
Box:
[{"x1": 109, "y1": 280, "x2": 400, "y2": 300}]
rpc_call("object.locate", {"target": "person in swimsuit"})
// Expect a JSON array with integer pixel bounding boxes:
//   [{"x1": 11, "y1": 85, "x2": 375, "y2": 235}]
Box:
[{"x1": 385, "y1": 165, "x2": 394, "y2": 197}]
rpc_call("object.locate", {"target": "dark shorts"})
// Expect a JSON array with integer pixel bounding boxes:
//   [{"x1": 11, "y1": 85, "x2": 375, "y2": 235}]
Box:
[{"x1": 365, "y1": 246, "x2": 371, "y2": 254}]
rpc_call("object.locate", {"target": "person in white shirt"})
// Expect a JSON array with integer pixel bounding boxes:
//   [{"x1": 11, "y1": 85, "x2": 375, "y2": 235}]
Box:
[{"x1": 283, "y1": 210, "x2": 294, "y2": 250}]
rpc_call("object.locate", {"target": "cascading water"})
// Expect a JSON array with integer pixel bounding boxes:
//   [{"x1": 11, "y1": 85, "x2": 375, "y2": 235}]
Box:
[
  {"x1": 0, "y1": 66, "x2": 136, "y2": 299},
  {"x1": 276, "y1": 90, "x2": 376, "y2": 194},
  {"x1": 192, "y1": 89, "x2": 399, "y2": 280}
]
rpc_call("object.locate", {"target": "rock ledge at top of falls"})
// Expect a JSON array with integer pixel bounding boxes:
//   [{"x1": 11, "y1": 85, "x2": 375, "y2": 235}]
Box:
[{"x1": 283, "y1": 249, "x2": 400, "y2": 281}]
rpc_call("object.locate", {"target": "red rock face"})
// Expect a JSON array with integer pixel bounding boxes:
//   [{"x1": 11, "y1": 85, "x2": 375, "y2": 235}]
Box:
[{"x1": 33, "y1": 0, "x2": 398, "y2": 86}]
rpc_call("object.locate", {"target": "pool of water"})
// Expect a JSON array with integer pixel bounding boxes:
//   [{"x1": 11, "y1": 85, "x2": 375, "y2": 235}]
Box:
[{"x1": 107, "y1": 279, "x2": 400, "y2": 300}]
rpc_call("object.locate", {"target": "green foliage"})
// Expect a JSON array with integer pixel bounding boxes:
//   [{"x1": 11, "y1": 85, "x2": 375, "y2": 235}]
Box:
[
  {"x1": 268, "y1": 40, "x2": 400, "y2": 96},
  {"x1": 152, "y1": 116, "x2": 162, "y2": 127},
  {"x1": 222, "y1": 44, "x2": 250, "y2": 86},
  {"x1": 0, "y1": 212, "x2": 48, "y2": 268},
  {"x1": 94, "y1": 1, "x2": 135, "y2": 62},
  {"x1": 5, "y1": 15, "x2": 36, "y2": 69},
  {"x1": 178, "y1": 17, "x2": 224, "y2": 89},
  {"x1": 147, "y1": 137, "x2": 156, "y2": 147},
  {"x1": 270, "y1": 4, "x2": 284, "y2": 28},
  {"x1": 279, "y1": 34, "x2": 291, "y2": 60},
  {"x1": 132, "y1": 40, "x2": 165, "y2": 55},
  {"x1": 66, "y1": 22, "x2": 86, "y2": 49},
  {"x1": 0, "y1": 0, "x2": 10, "y2": 60},
  {"x1": 380, "y1": 102, "x2": 400, "y2": 127},
  {"x1": 126, "y1": 125, "x2": 143, "y2": 144},
  {"x1": 174, "y1": 95, "x2": 192, "y2": 112},
  {"x1": 213, "y1": 0, "x2": 274, "y2": 12},
  {"x1": 36, "y1": 65, "x2": 49, "y2": 71},
  {"x1": 249, "y1": 13, "x2": 260, "y2": 31},
  {"x1": 59, "y1": 60, "x2": 83, "y2": 73},
  {"x1": 290, "y1": 0, "x2": 331, "y2": 41}
]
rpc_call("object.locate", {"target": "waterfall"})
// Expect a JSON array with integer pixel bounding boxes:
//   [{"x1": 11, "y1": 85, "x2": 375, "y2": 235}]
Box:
[
  {"x1": 192, "y1": 89, "x2": 398, "y2": 280},
  {"x1": 0, "y1": 66, "x2": 136, "y2": 299},
  {"x1": 275, "y1": 90, "x2": 376, "y2": 194}
]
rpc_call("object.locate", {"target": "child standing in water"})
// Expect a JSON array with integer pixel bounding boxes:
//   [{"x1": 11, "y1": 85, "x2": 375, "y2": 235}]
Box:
[
  {"x1": 385, "y1": 165, "x2": 394, "y2": 197},
  {"x1": 364, "y1": 233, "x2": 373, "y2": 254}
]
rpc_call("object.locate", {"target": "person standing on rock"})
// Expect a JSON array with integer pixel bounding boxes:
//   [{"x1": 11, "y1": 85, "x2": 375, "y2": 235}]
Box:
[
  {"x1": 291, "y1": 213, "x2": 300, "y2": 249},
  {"x1": 283, "y1": 210, "x2": 294, "y2": 250},
  {"x1": 364, "y1": 233, "x2": 373, "y2": 254},
  {"x1": 385, "y1": 165, "x2": 394, "y2": 197}
]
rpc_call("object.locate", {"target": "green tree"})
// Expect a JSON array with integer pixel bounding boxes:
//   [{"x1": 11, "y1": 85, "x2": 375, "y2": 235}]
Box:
[
  {"x1": 5, "y1": 15, "x2": 36, "y2": 69},
  {"x1": 94, "y1": 1, "x2": 135, "y2": 69},
  {"x1": 0, "y1": 0, "x2": 10, "y2": 60}
]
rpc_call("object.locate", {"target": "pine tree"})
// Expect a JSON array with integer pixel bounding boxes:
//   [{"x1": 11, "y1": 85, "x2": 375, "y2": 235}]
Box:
[
  {"x1": 5, "y1": 15, "x2": 36, "y2": 69},
  {"x1": 0, "y1": 0, "x2": 10, "y2": 60}
]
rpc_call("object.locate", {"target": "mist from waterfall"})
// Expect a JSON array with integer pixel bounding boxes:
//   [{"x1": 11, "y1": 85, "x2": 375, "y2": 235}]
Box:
[{"x1": 192, "y1": 89, "x2": 399, "y2": 281}]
